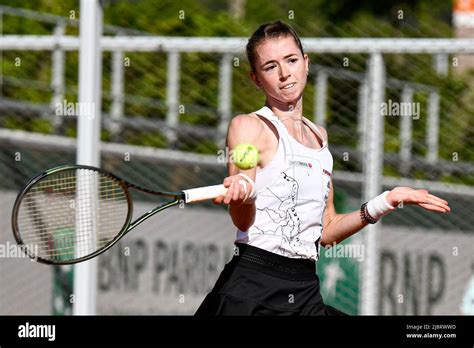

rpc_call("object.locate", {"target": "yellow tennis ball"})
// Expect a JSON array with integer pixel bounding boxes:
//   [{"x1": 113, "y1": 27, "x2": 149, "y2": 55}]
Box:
[{"x1": 231, "y1": 144, "x2": 260, "y2": 170}]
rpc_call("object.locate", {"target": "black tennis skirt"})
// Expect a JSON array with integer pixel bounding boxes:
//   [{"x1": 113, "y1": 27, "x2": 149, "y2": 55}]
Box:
[{"x1": 195, "y1": 243, "x2": 347, "y2": 316}]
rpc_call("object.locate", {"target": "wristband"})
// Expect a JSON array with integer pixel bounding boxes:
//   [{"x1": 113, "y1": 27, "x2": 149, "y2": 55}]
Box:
[
  {"x1": 365, "y1": 191, "x2": 396, "y2": 222},
  {"x1": 237, "y1": 173, "x2": 257, "y2": 204},
  {"x1": 360, "y1": 202, "x2": 377, "y2": 224}
]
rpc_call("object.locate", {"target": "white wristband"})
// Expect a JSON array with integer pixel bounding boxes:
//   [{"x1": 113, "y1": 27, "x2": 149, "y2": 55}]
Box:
[
  {"x1": 366, "y1": 191, "x2": 395, "y2": 221},
  {"x1": 237, "y1": 173, "x2": 257, "y2": 204}
]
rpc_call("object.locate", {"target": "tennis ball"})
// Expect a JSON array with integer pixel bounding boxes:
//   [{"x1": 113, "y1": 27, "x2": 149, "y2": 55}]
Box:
[{"x1": 231, "y1": 144, "x2": 260, "y2": 170}]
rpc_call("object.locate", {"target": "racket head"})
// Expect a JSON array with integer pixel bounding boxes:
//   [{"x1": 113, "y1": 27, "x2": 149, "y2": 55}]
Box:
[{"x1": 11, "y1": 165, "x2": 133, "y2": 265}]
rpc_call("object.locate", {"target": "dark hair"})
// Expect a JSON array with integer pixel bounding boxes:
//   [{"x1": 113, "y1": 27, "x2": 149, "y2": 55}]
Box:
[{"x1": 246, "y1": 21, "x2": 305, "y2": 72}]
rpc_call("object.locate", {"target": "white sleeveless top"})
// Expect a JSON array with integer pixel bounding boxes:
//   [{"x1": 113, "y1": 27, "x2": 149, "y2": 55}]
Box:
[{"x1": 235, "y1": 106, "x2": 333, "y2": 260}]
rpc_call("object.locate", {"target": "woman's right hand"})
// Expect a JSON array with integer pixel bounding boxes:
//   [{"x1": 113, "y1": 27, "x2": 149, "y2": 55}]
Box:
[{"x1": 213, "y1": 175, "x2": 252, "y2": 206}]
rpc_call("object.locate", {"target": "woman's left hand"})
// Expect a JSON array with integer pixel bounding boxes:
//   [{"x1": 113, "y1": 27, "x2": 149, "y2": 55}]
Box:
[{"x1": 386, "y1": 187, "x2": 451, "y2": 213}]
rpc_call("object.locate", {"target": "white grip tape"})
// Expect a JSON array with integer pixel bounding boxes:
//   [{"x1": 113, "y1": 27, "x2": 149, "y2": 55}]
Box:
[
  {"x1": 238, "y1": 180, "x2": 248, "y2": 195},
  {"x1": 366, "y1": 191, "x2": 395, "y2": 220},
  {"x1": 183, "y1": 184, "x2": 227, "y2": 203},
  {"x1": 237, "y1": 173, "x2": 256, "y2": 203}
]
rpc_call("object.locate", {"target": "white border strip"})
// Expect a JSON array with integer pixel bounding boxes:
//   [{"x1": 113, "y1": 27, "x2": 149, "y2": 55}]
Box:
[
  {"x1": 0, "y1": 128, "x2": 221, "y2": 166},
  {"x1": 1, "y1": 35, "x2": 474, "y2": 54},
  {"x1": 1, "y1": 129, "x2": 473, "y2": 196}
]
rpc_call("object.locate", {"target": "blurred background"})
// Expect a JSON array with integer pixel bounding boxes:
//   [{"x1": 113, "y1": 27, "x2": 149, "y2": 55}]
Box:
[{"x1": 0, "y1": 0, "x2": 473, "y2": 315}]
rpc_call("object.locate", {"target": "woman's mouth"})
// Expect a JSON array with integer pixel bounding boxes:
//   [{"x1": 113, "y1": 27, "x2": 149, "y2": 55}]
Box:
[{"x1": 281, "y1": 83, "x2": 296, "y2": 90}]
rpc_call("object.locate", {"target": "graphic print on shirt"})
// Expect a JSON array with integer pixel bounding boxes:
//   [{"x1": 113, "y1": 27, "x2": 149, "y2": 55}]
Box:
[
  {"x1": 235, "y1": 106, "x2": 334, "y2": 260},
  {"x1": 254, "y1": 171, "x2": 307, "y2": 257}
]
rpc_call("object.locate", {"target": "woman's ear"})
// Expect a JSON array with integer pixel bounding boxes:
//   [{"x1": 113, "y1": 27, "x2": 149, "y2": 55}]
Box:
[
  {"x1": 249, "y1": 71, "x2": 261, "y2": 89},
  {"x1": 304, "y1": 54, "x2": 310, "y2": 75}
]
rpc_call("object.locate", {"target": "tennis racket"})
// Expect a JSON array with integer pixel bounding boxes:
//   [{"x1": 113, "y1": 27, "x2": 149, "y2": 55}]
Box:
[{"x1": 11, "y1": 165, "x2": 227, "y2": 265}]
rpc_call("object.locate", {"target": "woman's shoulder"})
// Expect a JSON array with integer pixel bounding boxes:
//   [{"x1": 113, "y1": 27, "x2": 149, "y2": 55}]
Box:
[
  {"x1": 303, "y1": 117, "x2": 328, "y2": 143},
  {"x1": 231, "y1": 112, "x2": 264, "y2": 123},
  {"x1": 227, "y1": 113, "x2": 275, "y2": 148},
  {"x1": 229, "y1": 113, "x2": 266, "y2": 132}
]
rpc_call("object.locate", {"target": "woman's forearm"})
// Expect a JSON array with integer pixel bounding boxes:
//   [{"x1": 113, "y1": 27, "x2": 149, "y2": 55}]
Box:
[
  {"x1": 229, "y1": 203, "x2": 256, "y2": 231},
  {"x1": 321, "y1": 210, "x2": 369, "y2": 246}
]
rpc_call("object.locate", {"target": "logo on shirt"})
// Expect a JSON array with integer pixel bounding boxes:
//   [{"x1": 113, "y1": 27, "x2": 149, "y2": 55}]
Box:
[
  {"x1": 289, "y1": 160, "x2": 313, "y2": 168},
  {"x1": 323, "y1": 169, "x2": 332, "y2": 177}
]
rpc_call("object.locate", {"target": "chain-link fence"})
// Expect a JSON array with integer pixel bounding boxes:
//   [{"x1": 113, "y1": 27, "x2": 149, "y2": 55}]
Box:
[{"x1": 1, "y1": 1, "x2": 473, "y2": 315}]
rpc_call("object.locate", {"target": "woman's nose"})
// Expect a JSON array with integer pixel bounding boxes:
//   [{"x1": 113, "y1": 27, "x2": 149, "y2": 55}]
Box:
[{"x1": 279, "y1": 65, "x2": 290, "y2": 80}]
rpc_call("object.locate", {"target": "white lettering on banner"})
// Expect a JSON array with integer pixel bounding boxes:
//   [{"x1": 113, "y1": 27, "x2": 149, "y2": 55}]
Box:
[
  {"x1": 98, "y1": 239, "x2": 233, "y2": 295},
  {"x1": 378, "y1": 227, "x2": 474, "y2": 315}
]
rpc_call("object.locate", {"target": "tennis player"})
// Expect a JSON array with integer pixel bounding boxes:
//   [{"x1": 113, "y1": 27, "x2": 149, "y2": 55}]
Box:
[{"x1": 195, "y1": 21, "x2": 451, "y2": 316}]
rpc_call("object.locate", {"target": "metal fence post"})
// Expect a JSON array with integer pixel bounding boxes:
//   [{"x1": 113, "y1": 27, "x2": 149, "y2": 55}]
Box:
[
  {"x1": 73, "y1": 0, "x2": 103, "y2": 316},
  {"x1": 425, "y1": 53, "x2": 446, "y2": 167},
  {"x1": 357, "y1": 77, "x2": 368, "y2": 157},
  {"x1": 361, "y1": 52, "x2": 385, "y2": 315},
  {"x1": 0, "y1": 8, "x2": 3, "y2": 97},
  {"x1": 166, "y1": 51, "x2": 180, "y2": 145},
  {"x1": 217, "y1": 53, "x2": 233, "y2": 147},
  {"x1": 426, "y1": 90, "x2": 440, "y2": 165},
  {"x1": 314, "y1": 69, "x2": 328, "y2": 127},
  {"x1": 434, "y1": 53, "x2": 449, "y2": 76},
  {"x1": 400, "y1": 85, "x2": 414, "y2": 175},
  {"x1": 110, "y1": 49, "x2": 124, "y2": 140},
  {"x1": 51, "y1": 20, "x2": 66, "y2": 132}
]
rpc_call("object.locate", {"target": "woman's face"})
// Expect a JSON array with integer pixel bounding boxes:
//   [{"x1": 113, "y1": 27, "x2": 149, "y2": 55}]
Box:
[{"x1": 250, "y1": 35, "x2": 309, "y2": 106}]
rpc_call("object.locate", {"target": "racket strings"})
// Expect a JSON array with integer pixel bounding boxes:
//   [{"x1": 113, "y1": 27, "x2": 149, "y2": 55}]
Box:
[{"x1": 17, "y1": 168, "x2": 129, "y2": 262}]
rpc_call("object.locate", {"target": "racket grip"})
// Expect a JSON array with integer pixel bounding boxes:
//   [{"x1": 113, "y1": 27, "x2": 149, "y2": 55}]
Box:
[{"x1": 183, "y1": 184, "x2": 227, "y2": 203}]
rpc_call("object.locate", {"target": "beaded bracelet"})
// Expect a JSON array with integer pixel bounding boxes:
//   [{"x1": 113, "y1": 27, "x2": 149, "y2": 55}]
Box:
[{"x1": 360, "y1": 202, "x2": 378, "y2": 224}]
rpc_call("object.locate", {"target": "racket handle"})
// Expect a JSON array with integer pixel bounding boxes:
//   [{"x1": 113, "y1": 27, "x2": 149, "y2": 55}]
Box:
[{"x1": 183, "y1": 184, "x2": 227, "y2": 203}]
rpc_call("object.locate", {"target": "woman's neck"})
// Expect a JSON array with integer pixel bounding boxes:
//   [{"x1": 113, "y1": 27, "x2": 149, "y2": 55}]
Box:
[
  {"x1": 265, "y1": 98, "x2": 310, "y2": 143},
  {"x1": 265, "y1": 98, "x2": 304, "y2": 121}
]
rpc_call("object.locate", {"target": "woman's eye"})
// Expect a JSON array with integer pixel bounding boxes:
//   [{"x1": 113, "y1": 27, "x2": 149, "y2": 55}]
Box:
[
  {"x1": 289, "y1": 58, "x2": 298, "y2": 63},
  {"x1": 264, "y1": 65, "x2": 276, "y2": 72}
]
